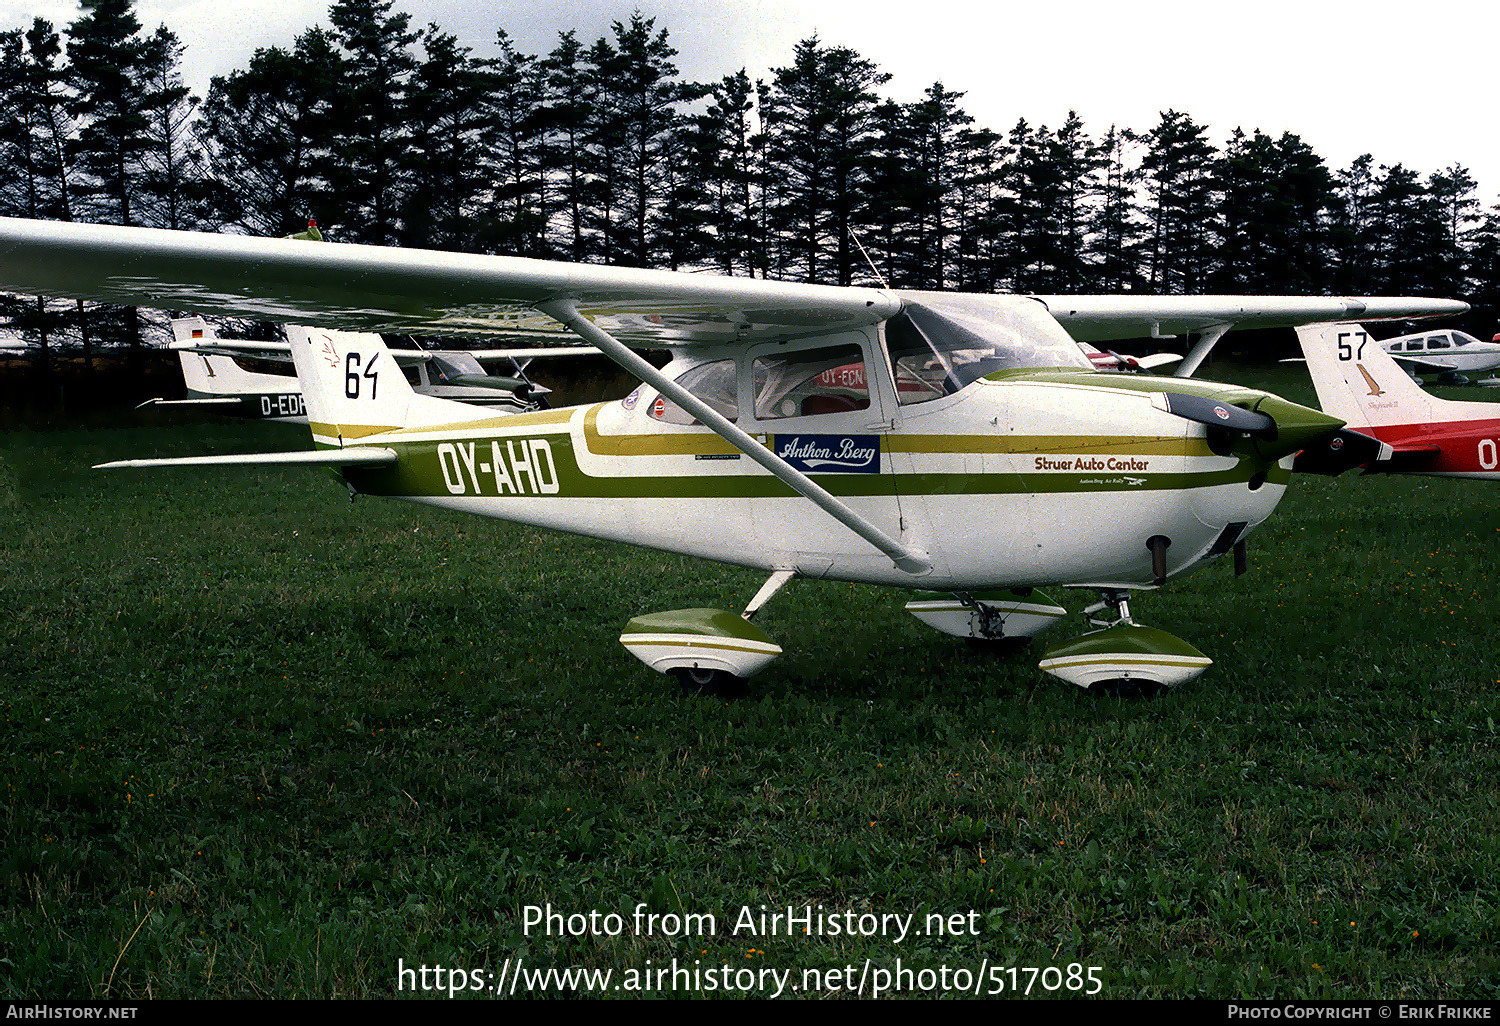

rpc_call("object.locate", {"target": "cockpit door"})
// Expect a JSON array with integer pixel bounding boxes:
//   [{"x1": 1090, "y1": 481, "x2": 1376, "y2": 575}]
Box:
[{"x1": 744, "y1": 330, "x2": 910, "y2": 576}]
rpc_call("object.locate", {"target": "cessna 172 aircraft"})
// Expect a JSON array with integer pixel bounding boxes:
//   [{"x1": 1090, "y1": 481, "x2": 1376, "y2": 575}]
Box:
[
  {"x1": 0, "y1": 216, "x2": 1469, "y2": 693},
  {"x1": 146, "y1": 314, "x2": 560, "y2": 422},
  {"x1": 1295, "y1": 322, "x2": 1500, "y2": 480}
]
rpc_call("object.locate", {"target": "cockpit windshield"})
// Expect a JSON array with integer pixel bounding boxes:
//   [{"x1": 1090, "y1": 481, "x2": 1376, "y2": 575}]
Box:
[
  {"x1": 886, "y1": 296, "x2": 1092, "y2": 403},
  {"x1": 428, "y1": 352, "x2": 486, "y2": 381}
]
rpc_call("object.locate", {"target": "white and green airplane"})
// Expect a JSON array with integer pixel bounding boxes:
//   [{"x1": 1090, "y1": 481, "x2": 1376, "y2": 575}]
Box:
[{"x1": 0, "y1": 217, "x2": 1468, "y2": 694}]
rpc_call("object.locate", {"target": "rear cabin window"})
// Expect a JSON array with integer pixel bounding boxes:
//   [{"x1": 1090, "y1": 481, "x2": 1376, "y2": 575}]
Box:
[{"x1": 649, "y1": 359, "x2": 738, "y2": 425}]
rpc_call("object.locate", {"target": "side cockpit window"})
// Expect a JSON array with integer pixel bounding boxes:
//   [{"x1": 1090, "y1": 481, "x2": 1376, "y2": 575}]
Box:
[{"x1": 751, "y1": 344, "x2": 871, "y2": 420}]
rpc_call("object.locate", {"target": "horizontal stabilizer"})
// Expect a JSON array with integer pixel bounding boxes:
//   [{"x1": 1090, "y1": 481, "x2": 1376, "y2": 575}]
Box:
[
  {"x1": 1137, "y1": 352, "x2": 1183, "y2": 370},
  {"x1": 135, "y1": 397, "x2": 244, "y2": 409},
  {"x1": 1371, "y1": 444, "x2": 1444, "y2": 473},
  {"x1": 96, "y1": 447, "x2": 397, "y2": 469}
]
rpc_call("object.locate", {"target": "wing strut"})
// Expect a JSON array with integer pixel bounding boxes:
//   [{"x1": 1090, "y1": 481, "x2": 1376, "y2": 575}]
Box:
[
  {"x1": 1174, "y1": 323, "x2": 1232, "y2": 378},
  {"x1": 535, "y1": 298, "x2": 932, "y2": 576}
]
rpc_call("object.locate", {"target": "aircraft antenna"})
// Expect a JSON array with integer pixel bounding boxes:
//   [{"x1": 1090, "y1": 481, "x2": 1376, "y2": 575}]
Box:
[{"x1": 850, "y1": 229, "x2": 889, "y2": 290}]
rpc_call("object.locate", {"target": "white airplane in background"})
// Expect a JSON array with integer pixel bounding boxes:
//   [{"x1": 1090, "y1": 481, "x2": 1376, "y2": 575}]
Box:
[
  {"x1": 1078, "y1": 343, "x2": 1182, "y2": 374},
  {"x1": 0, "y1": 216, "x2": 1469, "y2": 695},
  {"x1": 1378, "y1": 327, "x2": 1500, "y2": 385},
  {"x1": 1293, "y1": 322, "x2": 1500, "y2": 480},
  {"x1": 144, "y1": 315, "x2": 571, "y2": 422}
]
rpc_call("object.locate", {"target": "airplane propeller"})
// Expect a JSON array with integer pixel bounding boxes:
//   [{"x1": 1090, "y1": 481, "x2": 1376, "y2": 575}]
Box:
[
  {"x1": 1159, "y1": 393, "x2": 1276, "y2": 435},
  {"x1": 1159, "y1": 391, "x2": 1344, "y2": 462}
]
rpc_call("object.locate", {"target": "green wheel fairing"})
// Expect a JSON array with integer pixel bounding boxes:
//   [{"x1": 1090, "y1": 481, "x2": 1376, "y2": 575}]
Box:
[
  {"x1": 1038, "y1": 624, "x2": 1213, "y2": 690},
  {"x1": 619, "y1": 608, "x2": 783, "y2": 680},
  {"x1": 621, "y1": 608, "x2": 778, "y2": 645}
]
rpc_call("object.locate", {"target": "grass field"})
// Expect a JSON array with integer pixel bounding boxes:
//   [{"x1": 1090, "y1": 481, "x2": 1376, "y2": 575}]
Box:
[{"x1": 1, "y1": 364, "x2": 1497, "y2": 999}]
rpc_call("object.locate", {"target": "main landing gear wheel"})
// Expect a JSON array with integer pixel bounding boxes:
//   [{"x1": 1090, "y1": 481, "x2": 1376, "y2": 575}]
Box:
[
  {"x1": 619, "y1": 607, "x2": 781, "y2": 697},
  {"x1": 671, "y1": 665, "x2": 747, "y2": 698},
  {"x1": 1086, "y1": 677, "x2": 1165, "y2": 700}
]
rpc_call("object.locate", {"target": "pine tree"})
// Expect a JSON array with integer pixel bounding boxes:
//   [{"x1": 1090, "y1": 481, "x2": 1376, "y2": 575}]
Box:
[
  {"x1": 1213, "y1": 129, "x2": 1334, "y2": 293},
  {"x1": 867, "y1": 83, "x2": 973, "y2": 289},
  {"x1": 1329, "y1": 154, "x2": 1379, "y2": 294},
  {"x1": 1089, "y1": 125, "x2": 1145, "y2": 291},
  {"x1": 1043, "y1": 112, "x2": 1104, "y2": 291},
  {"x1": 402, "y1": 25, "x2": 490, "y2": 252},
  {"x1": 1140, "y1": 110, "x2": 1217, "y2": 292},
  {"x1": 326, "y1": 0, "x2": 418, "y2": 244},
  {"x1": 0, "y1": 20, "x2": 77, "y2": 372},
  {"x1": 1369, "y1": 164, "x2": 1445, "y2": 294},
  {"x1": 66, "y1": 0, "x2": 153, "y2": 226},
  {"x1": 948, "y1": 122, "x2": 1005, "y2": 292},
  {"x1": 1005, "y1": 115, "x2": 1102, "y2": 291},
  {"x1": 1462, "y1": 200, "x2": 1500, "y2": 323},
  {"x1": 1428, "y1": 164, "x2": 1481, "y2": 297},
  {"x1": 135, "y1": 25, "x2": 201, "y2": 230},
  {"x1": 0, "y1": 20, "x2": 75, "y2": 222},
  {"x1": 537, "y1": 31, "x2": 593, "y2": 262},
  {"x1": 684, "y1": 70, "x2": 760, "y2": 276},
  {"x1": 761, "y1": 37, "x2": 890, "y2": 285},
  {"x1": 197, "y1": 29, "x2": 344, "y2": 237},
  {"x1": 586, "y1": 15, "x2": 706, "y2": 268},
  {"x1": 66, "y1": 0, "x2": 166, "y2": 362},
  {"x1": 476, "y1": 30, "x2": 549, "y2": 256}
]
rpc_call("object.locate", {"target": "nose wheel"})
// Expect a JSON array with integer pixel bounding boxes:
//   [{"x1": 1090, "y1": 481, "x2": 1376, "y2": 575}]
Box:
[
  {"x1": 1039, "y1": 589, "x2": 1212, "y2": 694},
  {"x1": 1082, "y1": 589, "x2": 1135, "y2": 629}
]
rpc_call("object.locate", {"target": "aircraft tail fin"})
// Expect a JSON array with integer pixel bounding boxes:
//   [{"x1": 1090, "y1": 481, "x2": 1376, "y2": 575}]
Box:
[
  {"x1": 286, "y1": 325, "x2": 496, "y2": 445},
  {"x1": 170, "y1": 316, "x2": 278, "y2": 398},
  {"x1": 1295, "y1": 322, "x2": 1436, "y2": 431}
]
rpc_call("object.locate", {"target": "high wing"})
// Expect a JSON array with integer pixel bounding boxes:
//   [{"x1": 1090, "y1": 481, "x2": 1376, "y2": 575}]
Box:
[
  {"x1": 1031, "y1": 295, "x2": 1467, "y2": 343},
  {"x1": 0, "y1": 219, "x2": 1467, "y2": 348},
  {"x1": 0, "y1": 218, "x2": 897, "y2": 345},
  {"x1": 171, "y1": 339, "x2": 602, "y2": 366},
  {"x1": 171, "y1": 339, "x2": 603, "y2": 377}
]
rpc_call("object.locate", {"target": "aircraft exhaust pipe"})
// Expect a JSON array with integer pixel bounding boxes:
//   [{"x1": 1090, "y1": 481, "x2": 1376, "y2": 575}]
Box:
[{"x1": 1147, "y1": 535, "x2": 1171, "y2": 586}]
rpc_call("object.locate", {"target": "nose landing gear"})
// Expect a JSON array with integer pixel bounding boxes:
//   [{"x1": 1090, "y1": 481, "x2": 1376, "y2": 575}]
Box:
[{"x1": 1038, "y1": 589, "x2": 1211, "y2": 696}]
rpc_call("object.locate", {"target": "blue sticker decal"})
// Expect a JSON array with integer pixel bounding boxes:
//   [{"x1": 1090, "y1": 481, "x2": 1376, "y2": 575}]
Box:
[{"x1": 772, "y1": 434, "x2": 880, "y2": 474}]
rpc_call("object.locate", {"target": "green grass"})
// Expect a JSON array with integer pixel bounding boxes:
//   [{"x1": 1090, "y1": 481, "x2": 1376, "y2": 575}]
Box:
[{"x1": 2, "y1": 374, "x2": 1498, "y2": 999}]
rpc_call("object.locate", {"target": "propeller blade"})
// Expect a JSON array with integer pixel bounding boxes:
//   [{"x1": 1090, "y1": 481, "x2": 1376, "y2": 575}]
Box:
[
  {"x1": 1160, "y1": 392, "x2": 1275, "y2": 435},
  {"x1": 1292, "y1": 428, "x2": 1391, "y2": 475}
]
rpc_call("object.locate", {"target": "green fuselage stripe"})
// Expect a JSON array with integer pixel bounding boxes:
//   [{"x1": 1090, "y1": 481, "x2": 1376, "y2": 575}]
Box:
[{"x1": 342, "y1": 427, "x2": 1287, "y2": 501}]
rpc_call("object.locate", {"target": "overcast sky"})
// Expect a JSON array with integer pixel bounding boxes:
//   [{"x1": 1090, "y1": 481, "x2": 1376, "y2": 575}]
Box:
[{"x1": 6, "y1": 0, "x2": 1497, "y2": 202}]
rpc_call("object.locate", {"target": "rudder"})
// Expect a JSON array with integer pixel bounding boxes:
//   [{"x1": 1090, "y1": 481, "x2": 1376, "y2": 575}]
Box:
[{"x1": 1295, "y1": 322, "x2": 1436, "y2": 430}]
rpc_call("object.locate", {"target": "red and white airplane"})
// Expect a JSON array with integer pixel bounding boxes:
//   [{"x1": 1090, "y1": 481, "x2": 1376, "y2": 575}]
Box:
[{"x1": 1295, "y1": 322, "x2": 1500, "y2": 479}]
